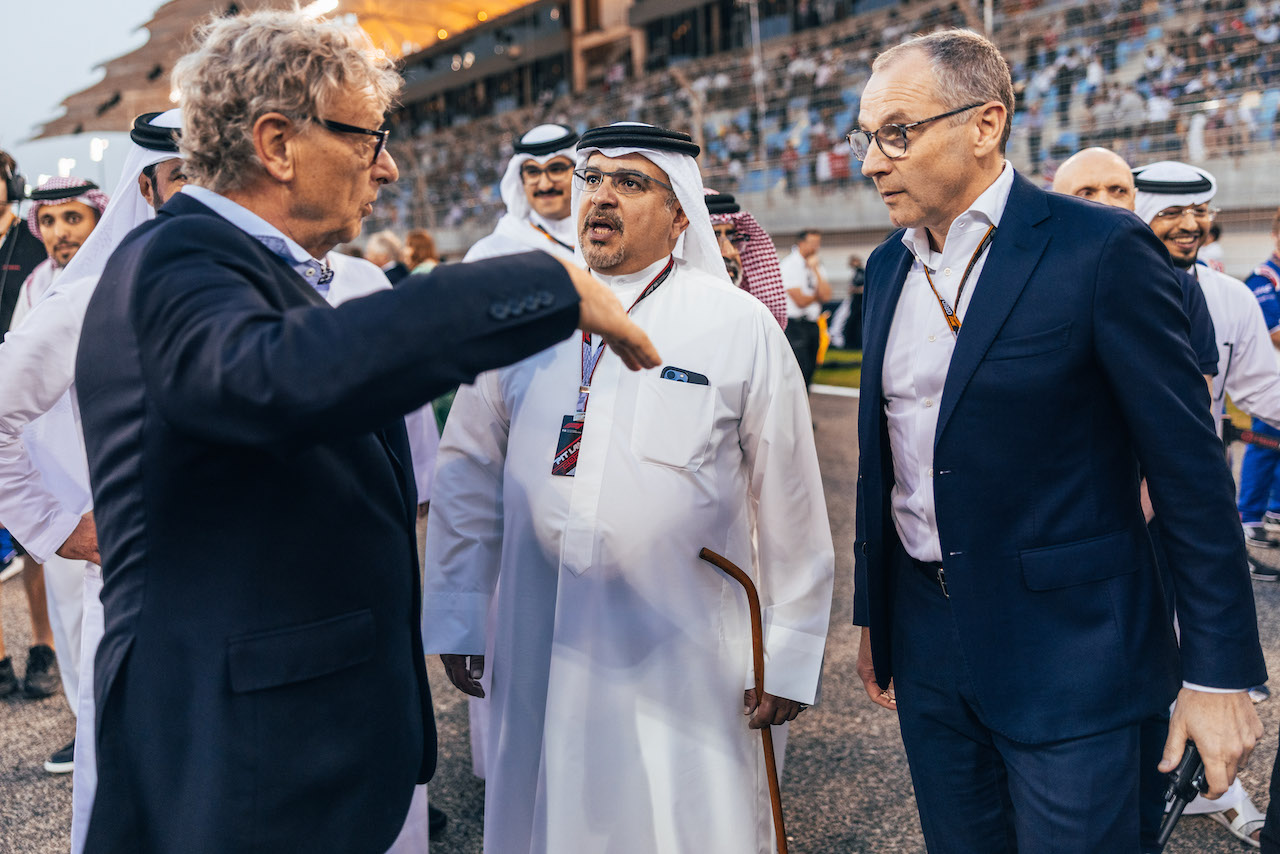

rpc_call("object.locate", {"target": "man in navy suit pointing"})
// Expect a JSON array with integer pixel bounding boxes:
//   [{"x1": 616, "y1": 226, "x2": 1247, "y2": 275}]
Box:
[
  {"x1": 73, "y1": 10, "x2": 657, "y2": 854},
  {"x1": 851, "y1": 29, "x2": 1264, "y2": 852}
]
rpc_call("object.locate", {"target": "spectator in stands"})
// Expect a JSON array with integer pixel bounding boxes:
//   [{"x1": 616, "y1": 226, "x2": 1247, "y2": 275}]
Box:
[
  {"x1": 366, "y1": 229, "x2": 410, "y2": 283},
  {"x1": 782, "y1": 140, "x2": 800, "y2": 195},
  {"x1": 1026, "y1": 101, "x2": 1045, "y2": 174}
]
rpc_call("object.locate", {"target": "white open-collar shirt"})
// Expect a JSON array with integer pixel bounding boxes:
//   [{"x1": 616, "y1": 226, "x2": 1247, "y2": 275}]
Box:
[{"x1": 882, "y1": 160, "x2": 1014, "y2": 564}]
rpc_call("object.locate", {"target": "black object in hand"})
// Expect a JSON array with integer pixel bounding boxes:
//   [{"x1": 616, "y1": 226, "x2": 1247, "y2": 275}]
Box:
[{"x1": 1156, "y1": 741, "x2": 1208, "y2": 848}]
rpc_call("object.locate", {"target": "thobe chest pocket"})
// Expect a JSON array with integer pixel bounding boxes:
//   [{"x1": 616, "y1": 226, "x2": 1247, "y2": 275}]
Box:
[{"x1": 630, "y1": 375, "x2": 716, "y2": 471}]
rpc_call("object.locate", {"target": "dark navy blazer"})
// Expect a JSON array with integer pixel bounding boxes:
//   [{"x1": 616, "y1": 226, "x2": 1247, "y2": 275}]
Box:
[
  {"x1": 853, "y1": 173, "x2": 1266, "y2": 745},
  {"x1": 76, "y1": 193, "x2": 580, "y2": 853}
]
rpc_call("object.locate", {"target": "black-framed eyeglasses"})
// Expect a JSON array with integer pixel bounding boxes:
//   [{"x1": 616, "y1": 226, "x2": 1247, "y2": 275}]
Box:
[
  {"x1": 847, "y1": 103, "x2": 986, "y2": 161},
  {"x1": 1153, "y1": 204, "x2": 1221, "y2": 222},
  {"x1": 316, "y1": 117, "x2": 389, "y2": 166},
  {"x1": 573, "y1": 167, "x2": 675, "y2": 196},
  {"x1": 521, "y1": 161, "x2": 574, "y2": 182}
]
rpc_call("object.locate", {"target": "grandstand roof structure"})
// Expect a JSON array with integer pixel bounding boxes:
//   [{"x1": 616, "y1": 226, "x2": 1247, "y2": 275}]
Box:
[{"x1": 35, "y1": 0, "x2": 533, "y2": 139}]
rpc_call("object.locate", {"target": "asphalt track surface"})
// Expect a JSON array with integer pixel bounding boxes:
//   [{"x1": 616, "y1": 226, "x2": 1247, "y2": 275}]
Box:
[{"x1": 4, "y1": 392, "x2": 1280, "y2": 853}]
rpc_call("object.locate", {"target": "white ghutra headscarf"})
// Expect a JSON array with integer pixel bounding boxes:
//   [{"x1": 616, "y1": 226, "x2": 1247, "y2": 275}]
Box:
[
  {"x1": 498, "y1": 123, "x2": 579, "y2": 223},
  {"x1": 40, "y1": 109, "x2": 184, "y2": 308},
  {"x1": 572, "y1": 122, "x2": 730, "y2": 284}
]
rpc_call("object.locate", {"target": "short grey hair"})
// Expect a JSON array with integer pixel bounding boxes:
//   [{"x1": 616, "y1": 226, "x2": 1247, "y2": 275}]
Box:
[
  {"x1": 173, "y1": 10, "x2": 402, "y2": 193},
  {"x1": 366, "y1": 230, "x2": 403, "y2": 258},
  {"x1": 874, "y1": 29, "x2": 1015, "y2": 153}
]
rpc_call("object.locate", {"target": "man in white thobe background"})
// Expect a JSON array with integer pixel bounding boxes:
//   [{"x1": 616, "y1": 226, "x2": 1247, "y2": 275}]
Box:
[{"x1": 453, "y1": 122, "x2": 581, "y2": 782}]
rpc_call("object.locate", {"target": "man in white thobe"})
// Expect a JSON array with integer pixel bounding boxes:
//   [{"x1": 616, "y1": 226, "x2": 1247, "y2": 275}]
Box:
[
  {"x1": 424, "y1": 122, "x2": 834, "y2": 853},
  {"x1": 462, "y1": 123, "x2": 579, "y2": 264},
  {"x1": 454, "y1": 122, "x2": 580, "y2": 781},
  {"x1": 0, "y1": 109, "x2": 184, "y2": 851}
]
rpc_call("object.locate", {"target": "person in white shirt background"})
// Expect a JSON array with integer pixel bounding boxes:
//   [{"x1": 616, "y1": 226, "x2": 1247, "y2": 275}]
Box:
[{"x1": 779, "y1": 228, "x2": 832, "y2": 389}]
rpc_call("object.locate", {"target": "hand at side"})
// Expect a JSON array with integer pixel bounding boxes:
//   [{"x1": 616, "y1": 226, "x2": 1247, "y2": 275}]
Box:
[
  {"x1": 744, "y1": 689, "x2": 806, "y2": 729},
  {"x1": 1159, "y1": 687, "x2": 1261, "y2": 798},
  {"x1": 56, "y1": 512, "x2": 100, "y2": 565},
  {"x1": 440, "y1": 654, "x2": 486, "y2": 698}
]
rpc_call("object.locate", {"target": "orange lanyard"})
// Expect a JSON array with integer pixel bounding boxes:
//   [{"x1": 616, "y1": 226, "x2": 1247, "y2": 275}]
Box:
[
  {"x1": 921, "y1": 224, "x2": 996, "y2": 337},
  {"x1": 531, "y1": 222, "x2": 574, "y2": 253}
]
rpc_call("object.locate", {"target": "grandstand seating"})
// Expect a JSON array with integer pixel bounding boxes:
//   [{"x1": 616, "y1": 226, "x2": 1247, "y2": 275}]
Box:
[{"x1": 372, "y1": 0, "x2": 1280, "y2": 241}]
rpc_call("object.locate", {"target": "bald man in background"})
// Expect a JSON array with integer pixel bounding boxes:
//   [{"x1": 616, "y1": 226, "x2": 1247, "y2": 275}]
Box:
[{"x1": 1053, "y1": 148, "x2": 1219, "y2": 385}]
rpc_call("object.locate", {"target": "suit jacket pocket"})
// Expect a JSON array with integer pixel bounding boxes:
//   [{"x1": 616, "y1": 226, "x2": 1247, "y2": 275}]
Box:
[
  {"x1": 630, "y1": 376, "x2": 715, "y2": 471},
  {"x1": 985, "y1": 322, "x2": 1071, "y2": 361},
  {"x1": 227, "y1": 609, "x2": 374, "y2": 693},
  {"x1": 1020, "y1": 530, "x2": 1138, "y2": 591}
]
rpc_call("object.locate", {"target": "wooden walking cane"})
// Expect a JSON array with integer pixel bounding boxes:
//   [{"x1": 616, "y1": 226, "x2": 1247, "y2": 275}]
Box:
[{"x1": 698, "y1": 547, "x2": 789, "y2": 854}]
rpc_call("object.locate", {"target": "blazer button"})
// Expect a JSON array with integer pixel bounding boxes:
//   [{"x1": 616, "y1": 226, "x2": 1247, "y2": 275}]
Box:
[
  {"x1": 524, "y1": 294, "x2": 541, "y2": 312},
  {"x1": 538, "y1": 290, "x2": 554, "y2": 307},
  {"x1": 489, "y1": 303, "x2": 510, "y2": 320},
  {"x1": 860, "y1": 542, "x2": 868, "y2": 555}
]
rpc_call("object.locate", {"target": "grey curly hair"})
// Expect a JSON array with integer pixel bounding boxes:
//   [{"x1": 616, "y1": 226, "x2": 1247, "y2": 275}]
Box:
[
  {"x1": 172, "y1": 10, "x2": 402, "y2": 193},
  {"x1": 874, "y1": 29, "x2": 1015, "y2": 153}
]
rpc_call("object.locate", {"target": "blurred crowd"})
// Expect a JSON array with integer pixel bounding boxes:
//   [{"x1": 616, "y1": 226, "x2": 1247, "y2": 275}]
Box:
[{"x1": 373, "y1": 0, "x2": 1280, "y2": 234}]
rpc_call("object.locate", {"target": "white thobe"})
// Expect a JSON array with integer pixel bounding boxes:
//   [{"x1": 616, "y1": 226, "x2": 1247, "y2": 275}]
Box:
[
  {"x1": 0, "y1": 274, "x2": 99, "y2": 854},
  {"x1": 1194, "y1": 263, "x2": 1280, "y2": 430},
  {"x1": 424, "y1": 255, "x2": 834, "y2": 854},
  {"x1": 462, "y1": 210, "x2": 578, "y2": 263},
  {"x1": 458, "y1": 206, "x2": 577, "y2": 779},
  {"x1": 2, "y1": 259, "x2": 83, "y2": 719},
  {"x1": 9, "y1": 258, "x2": 62, "y2": 331}
]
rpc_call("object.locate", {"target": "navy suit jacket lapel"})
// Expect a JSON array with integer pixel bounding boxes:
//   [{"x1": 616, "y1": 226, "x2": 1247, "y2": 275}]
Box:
[
  {"x1": 377, "y1": 424, "x2": 416, "y2": 524},
  {"x1": 934, "y1": 173, "x2": 1052, "y2": 447},
  {"x1": 860, "y1": 237, "x2": 913, "y2": 416}
]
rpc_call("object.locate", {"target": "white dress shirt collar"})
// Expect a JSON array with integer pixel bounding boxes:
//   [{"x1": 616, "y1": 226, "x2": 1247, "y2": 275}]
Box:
[
  {"x1": 900, "y1": 160, "x2": 1014, "y2": 272},
  {"x1": 181, "y1": 186, "x2": 332, "y2": 293},
  {"x1": 181, "y1": 186, "x2": 314, "y2": 263}
]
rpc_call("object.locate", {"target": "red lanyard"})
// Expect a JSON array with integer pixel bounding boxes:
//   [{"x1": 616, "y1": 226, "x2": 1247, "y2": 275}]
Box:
[
  {"x1": 922, "y1": 225, "x2": 996, "y2": 337},
  {"x1": 577, "y1": 257, "x2": 674, "y2": 414}
]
